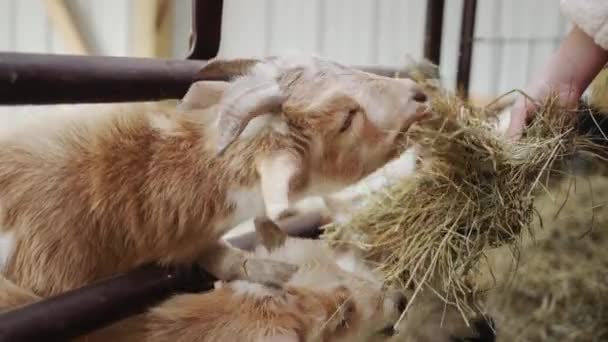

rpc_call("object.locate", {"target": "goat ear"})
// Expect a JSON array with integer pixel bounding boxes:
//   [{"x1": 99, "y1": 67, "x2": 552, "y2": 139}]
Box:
[
  {"x1": 198, "y1": 57, "x2": 262, "y2": 80},
  {"x1": 254, "y1": 216, "x2": 287, "y2": 252},
  {"x1": 178, "y1": 81, "x2": 229, "y2": 111},
  {"x1": 183, "y1": 57, "x2": 262, "y2": 112}
]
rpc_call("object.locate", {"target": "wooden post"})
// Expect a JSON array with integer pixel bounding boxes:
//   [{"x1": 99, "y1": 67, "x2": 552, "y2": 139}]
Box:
[
  {"x1": 42, "y1": 0, "x2": 91, "y2": 55},
  {"x1": 132, "y1": 0, "x2": 175, "y2": 58}
]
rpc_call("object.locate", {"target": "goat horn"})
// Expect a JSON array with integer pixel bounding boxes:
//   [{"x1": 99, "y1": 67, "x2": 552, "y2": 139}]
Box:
[
  {"x1": 198, "y1": 58, "x2": 263, "y2": 80},
  {"x1": 215, "y1": 76, "x2": 286, "y2": 155}
]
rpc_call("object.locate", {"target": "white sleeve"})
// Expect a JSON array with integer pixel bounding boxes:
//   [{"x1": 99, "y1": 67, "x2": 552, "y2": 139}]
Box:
[{"x1": 561, "y1": 0, "x2": 608, "y2": 50}]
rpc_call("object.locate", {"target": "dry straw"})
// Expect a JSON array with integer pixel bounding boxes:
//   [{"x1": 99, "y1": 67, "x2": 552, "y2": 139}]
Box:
[
  {"x1": 322, "y1": 87, "x2": 601, "y2": 322},
  {"x1": 485, "y1": 175, "x2": 608, "y2": 341}
]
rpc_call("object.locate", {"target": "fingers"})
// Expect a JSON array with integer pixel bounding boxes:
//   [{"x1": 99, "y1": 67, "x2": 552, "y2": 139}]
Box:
[
  {"x1": 506, "y1": 105, "x2": 526, "y2": 140},
  {"x1": 506, "y1": 94, "x2": 538, "y2": 141}
]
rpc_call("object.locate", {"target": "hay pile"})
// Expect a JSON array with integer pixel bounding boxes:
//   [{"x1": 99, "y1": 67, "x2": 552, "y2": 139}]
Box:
[
  {"x1": 322, "y1": 90, "x2": 599, "y2": 319},
  {"x1": 484, "y1": 175, "x2": 608, "y2": 341}
]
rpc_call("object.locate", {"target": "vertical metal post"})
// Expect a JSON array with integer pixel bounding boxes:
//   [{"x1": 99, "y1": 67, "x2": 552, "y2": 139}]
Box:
[
  {"x1": 456, "y1": 0, "x2": 477, "y2": 99},
  {"x1": 186, "y1": 0, "x2": 223, "y2": 60},
  {"x1": 423, "y1": 0, "x2": 445, "y2": 66}
]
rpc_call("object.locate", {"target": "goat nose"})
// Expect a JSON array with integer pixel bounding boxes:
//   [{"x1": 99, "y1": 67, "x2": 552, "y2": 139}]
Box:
[
  {"x1": 413, "y1": 90, "x2": 427, "y2": 103},
  {"x1": 392, "y1": 292, "x2": 408, "y2": 313}
]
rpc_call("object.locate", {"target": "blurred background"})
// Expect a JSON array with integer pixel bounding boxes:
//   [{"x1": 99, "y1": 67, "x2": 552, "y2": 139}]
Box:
[{"x1": 0, "y1": 0, "x2": 570, "y2": 102}]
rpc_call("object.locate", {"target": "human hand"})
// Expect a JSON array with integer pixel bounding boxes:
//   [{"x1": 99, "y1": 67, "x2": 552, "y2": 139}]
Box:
[
  {"x1": 507, "y1": 26, "x2": 608, "y2": 140},
  {"x1": 507, "y1": 78, "x2": 581, "y2": 140}
]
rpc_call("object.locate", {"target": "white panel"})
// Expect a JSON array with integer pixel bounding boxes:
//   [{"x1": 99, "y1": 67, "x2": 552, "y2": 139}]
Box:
[
  {"x1": 0, "y1": 0, "x2": 12, "y2": 50},
  {"x1": 501, "y1": 0, "x2": 533, "y2": 39},
  {"x1": 469, "y1": 0, "x2": 502, "y2": 98},
  {"x1": 321, "y1": 0, "x2": 377, "y2": 65},
  {"x1": 218, "y1": 0, "x2": 269, "y2": 58},
  {"x1": 267, "y1": 0, "x2": 321, "y2": 55},
  {"x1": 526, "y1": 0, "x2": 563, "y2": 38},
  {"x1": 50, "y1": 24, "x2": 66, "y2": 54},
  {"x1": 172, "y1": 0, "x2": 192, "y2": 59},
  {"x1": 497, "y1": 43, "x2": 529, "y2": 95},
  {"x1": 439, "y1": 0, "x2": 463, "y2": 90},
  {"x1": 68, "y1": 0, "x2": 129, "y2": 56},
  {"x1": 14, "y1": 0, "x2": 48, "y2": 53},
  {"x1": 526, "y1": 42, "x2": 554, "y2": 83},
  {"x1": 497, "y1": 0, "x2": 527, "y2": 95},
  {"x1": 377, "y1": 0, "x2": 425, "y2": 67}
]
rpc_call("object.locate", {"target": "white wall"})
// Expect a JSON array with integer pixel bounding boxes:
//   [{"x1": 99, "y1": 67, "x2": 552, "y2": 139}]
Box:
[{"x1": 0, "y1": 0, "x2": 570, "y2": 99}]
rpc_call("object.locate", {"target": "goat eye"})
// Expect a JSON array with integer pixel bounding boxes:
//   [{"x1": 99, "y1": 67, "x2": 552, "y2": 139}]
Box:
[{"x1": 339, "y1": 109, "x2": 357, "y2": 133}]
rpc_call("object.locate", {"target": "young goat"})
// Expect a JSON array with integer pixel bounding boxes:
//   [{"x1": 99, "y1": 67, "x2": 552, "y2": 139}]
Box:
[
  {"x1": 0, "y1": 55, "x2": 428, "y2": 297},
  {"x1": 0, "y1": 217, "x2": 408, "y2": 342}
]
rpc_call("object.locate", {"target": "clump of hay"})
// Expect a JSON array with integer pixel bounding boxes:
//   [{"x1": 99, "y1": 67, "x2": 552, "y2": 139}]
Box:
[
  {"x1": 323, "y1": 90, "x2": 599, "y2": 320},
  {"x1": 485, "y1": 175, "x2": 608, "y2": 341}
]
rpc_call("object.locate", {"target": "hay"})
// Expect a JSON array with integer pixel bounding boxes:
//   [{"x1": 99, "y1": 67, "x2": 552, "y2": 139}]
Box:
[
  {"x1": 322, "y1": 89, "x2": 599, "y2": 320},
  {"x1": 485, "y1": 175, "x2": 608, "y2": 341}
]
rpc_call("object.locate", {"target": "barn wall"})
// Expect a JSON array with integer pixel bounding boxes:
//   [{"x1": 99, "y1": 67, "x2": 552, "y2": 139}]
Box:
[{"x1": 0, "y1": 0, "x2": 570, "y2": 99}]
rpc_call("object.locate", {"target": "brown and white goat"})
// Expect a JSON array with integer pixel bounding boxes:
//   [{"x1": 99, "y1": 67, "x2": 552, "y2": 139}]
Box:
[
  {"x1": 0, "y1": 55, "x2": 428, "y2": 297},
  {"x1": 0, "y1": 217, "x2": 409, "y2": 342}
]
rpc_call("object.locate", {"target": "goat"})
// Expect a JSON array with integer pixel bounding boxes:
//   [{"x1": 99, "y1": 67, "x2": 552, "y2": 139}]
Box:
[
  {"x1": 0, "y1": 54, "x2": 428, "y2": 298},
  {"x1": 0, "y1": 217, "x2": 409, "y2": 342}
]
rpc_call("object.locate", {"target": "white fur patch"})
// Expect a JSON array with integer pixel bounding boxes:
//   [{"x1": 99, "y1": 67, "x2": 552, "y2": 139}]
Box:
[
  {"x1": 323, "y1": 147, "x2": 418, "y2": 224},
  {"x1": 230, "y1": 280, "x2": 278, "y2": 298},
  {"x1": 217, "y1": 185, "x2": 266, "y2": 232},
  {"x1": 301, "y1": 176, "x2": 351, "y2": 200},
  {"x1": 335, "y1": 251, "x2": 358, "y2": 273},
  {"x1": 149, "y1": 112, "x2": 180, "y2": 134},
  {"x1": 0, "y1": 231, "x2": 15, "y2": 272}
]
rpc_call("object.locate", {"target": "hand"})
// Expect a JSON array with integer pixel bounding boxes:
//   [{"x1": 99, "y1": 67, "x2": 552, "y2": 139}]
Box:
[
  {"x1": 507, "y1": 25, "x2": 608, "y2": 140},
  {"x1": 507, "y1": 79, "x2": 581, "y2": 140}
]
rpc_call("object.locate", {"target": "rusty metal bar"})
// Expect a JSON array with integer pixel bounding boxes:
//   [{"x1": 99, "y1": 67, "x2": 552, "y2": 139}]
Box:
[
  {"x1": 186, "y1": 0, "x2": 223, "y2": 60},
  {"x1": 456, "y1": 0, "x2": 477, "y2": 99},
  {"x1": 0, "y1": 265, "x2": 213, "y2": 342},
  {"x1": 0, "y1": 213, "x2": 323, "y2": 342},
  {"x1": 423, "y1": 0, "x2": 445, "y2": 66},
  {"x1": 0, "y1": 52, "x2": 215, "y2": 105},
  {"x1": 0, "y1": 53, "x2": 412, "y2": 106}
]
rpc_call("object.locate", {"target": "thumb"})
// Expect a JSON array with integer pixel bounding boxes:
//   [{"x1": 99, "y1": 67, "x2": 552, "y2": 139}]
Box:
[{"x1": 506, "y1": 109, "x2": 525, "y2": 141}]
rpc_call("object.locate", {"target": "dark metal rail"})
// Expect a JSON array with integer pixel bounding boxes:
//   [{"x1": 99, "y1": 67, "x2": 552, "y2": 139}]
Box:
[
  {"x1": 0, "y1": 53, "x2": 214, "y2": 105},
  {"x1": 187, "y1": 0, "x2": 224, "y2": 60},
  {"x1": 0, "y1": 53, "x2": 414, "y2": 105},
  {"x1": 0, "y1": 213, "x2": 323, "y2": 342},
  {"x1": 423, "y1": 0, "x2": 445, "y2": 66},
  {"x1": 456, "y1": 0, "x2": 477, "y2": 99}
]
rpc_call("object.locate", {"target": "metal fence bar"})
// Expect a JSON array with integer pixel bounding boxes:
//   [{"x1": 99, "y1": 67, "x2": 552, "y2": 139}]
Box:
[
  {"x1": 0, "y1": 213, "x2": 323, "y2": 342},
  {"x1": 423, "y1": 0, "x2": 445, "y2": 66},
  {"x1": 0, "y1": 53, "x2": 413, "y2": 105},
  {"x1": 186, "y1": 0, "x2": 224, "y2": 60},
  {"x1": 456, "y1": 0, "x2": 477, "y2": 99},
  {"x1": 0, "y1": 53, "x2": 214, "y2": 105}
]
